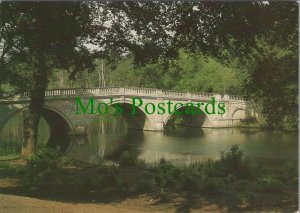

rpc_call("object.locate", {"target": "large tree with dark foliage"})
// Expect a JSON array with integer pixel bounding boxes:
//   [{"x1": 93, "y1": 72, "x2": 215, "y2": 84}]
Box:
[{"x1": 0, "y1": 2, "x2": 95, "y2": 157}]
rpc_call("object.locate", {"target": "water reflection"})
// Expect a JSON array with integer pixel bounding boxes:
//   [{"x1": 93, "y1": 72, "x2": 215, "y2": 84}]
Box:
[
  {"x1": 1, "y1": 113, "x2": 297, "y2": 165},
  {"x1": 164, "y1": 125, "x2": 204, "y2": 138},
  {"x1": 87, "y1": 116, "x2": 298, "y2": 164}
]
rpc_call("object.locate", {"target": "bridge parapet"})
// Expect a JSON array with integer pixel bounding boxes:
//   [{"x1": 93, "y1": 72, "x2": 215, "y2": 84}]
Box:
[{"x1": 0, "y1": 87, "x2": 244, "y2": 102}]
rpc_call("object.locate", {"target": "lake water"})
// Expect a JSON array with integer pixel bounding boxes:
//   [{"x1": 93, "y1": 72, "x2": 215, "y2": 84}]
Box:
[
  {"x1": 0, "y1": 114, "x2": 298, "y2": 164},
  {"x1": 85, "y1": 117, "x2": 298, "y2": 164}
]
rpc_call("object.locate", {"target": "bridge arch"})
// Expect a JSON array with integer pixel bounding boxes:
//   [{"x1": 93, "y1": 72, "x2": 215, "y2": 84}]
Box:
[
  {"x1": 43, "y1": 105, "x2": 76, "y2": 134},
  {"x1": 86, "y1": 98, "x2": 156, "y2": 133},
  {"x1": 164, "y1": 103, "x2": 212, "y2": 128},
  {"x1": 110, "y1": 99, "x2": 156, "y2": 131},
  {"x1": 231, "y1": 107, "x2": 246, "y2": 119},
  {"x1": 0, "y1": 105, "x2": 75, "y2": 152}
]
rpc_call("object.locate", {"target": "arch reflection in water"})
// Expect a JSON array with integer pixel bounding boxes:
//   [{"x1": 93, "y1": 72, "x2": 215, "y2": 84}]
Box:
[
  {"x1": 1, "y1": 110, "x2": 297, "y2": 165},
  {"x1": 0, "y1": 106, "x2": 78, "y2": 156},
  {"x1": 88, "y1": 114, "x2": 144, "y2": 161},
  {"x1": 87, "y1": 115, "x2": 297, "y2": 165},
  {"x1": 41, "y1": 107, "x2": 72, "y2": 152},
  {"x1": 164, "y1": 105, "x2": 212, "y2": 129},
  {"x1": 164, "y1": 125, "x2": 204, "y2": 138},
  {"x1": 0, "y1": 109, "x2": 58, "y2": 154}
]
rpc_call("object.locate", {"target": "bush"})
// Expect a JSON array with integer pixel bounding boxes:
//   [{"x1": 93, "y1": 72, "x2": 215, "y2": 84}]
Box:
[
  {"x1": 181, "y1": 174, "x2": 201, "y2": 191},
  {"x1": 0, "y1": 141, "x2": 21, "y2": 156},
  {"x1": 219, "y1": 145, "x2": 247, "y2": 177},
  {"x1": 136, "y1": 178, "x2": 155, "y2": 193},
  {"x1": 257, "y1": 176, "x2": 284, "y2": 192},
  {"x1": 282, "y1": 115, "x2": 298, "y2": 131},
  {"x1": 119, "y1": 151, "x2": 138, "y2": 167},
  {"x1": 220, "y1": 145, "x2": 243, "y2": 168},
  {"x1": 202, "y1": 178, "x2": 224, "y2": 194},
  {"x1": 97, "y1": 164, "x2": 119, "y2": 175},
  {"x1": 136, "y1": 159, "x2": 147, "y2": 169},
  {"x1": 99, "y1": 174, "x2": 120, "y2": 188},
  {"x1": 24, "y1": 148, "x2": 62, "y2": 186},
  {"x1": 157, "y1": 158, "x2": 174, "y2": 173},
  {"x1": 27, "y1": 148, "x2": 61, "y2": 171}
]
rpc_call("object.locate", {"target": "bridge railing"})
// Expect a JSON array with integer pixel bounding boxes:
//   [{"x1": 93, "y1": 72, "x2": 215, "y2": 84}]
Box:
[{"x1": 0, "y1": 87, "x2": 245, "y2": 101}]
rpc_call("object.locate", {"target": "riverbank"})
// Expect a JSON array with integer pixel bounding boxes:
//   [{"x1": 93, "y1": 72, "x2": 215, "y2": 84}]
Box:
[{"x1": 0, "y1": 146, "x2": 298, "y2": 212}]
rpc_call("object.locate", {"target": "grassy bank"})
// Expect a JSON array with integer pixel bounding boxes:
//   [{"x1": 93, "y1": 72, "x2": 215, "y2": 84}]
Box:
[{"x1": 0, "y1": 145, "x2": 298, "y2": 212}]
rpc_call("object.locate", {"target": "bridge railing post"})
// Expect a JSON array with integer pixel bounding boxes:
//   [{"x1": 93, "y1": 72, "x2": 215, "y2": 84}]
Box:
[{"x1": 215, "y1": 94, "x2": 222, "y2": 101}]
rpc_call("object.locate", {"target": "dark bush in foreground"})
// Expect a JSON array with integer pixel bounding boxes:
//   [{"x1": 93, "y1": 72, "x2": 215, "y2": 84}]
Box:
[
  {"x1": 119, "y1": 151, "x2": 138, "y2": 167},
  {"x1": 257, "y1": 176, "x2": 284, "y2": 193},
  {"x1": 7, "y1": 144, "x2": 295, "y2": 207},
  {"x1": 27, "y1": 148, "x2": 61, "y2": 171}
]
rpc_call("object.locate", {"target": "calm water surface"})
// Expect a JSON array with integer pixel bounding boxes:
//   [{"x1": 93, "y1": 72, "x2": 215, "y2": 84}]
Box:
[
  {"x1": 1, "y1": 114, "x2": 298, "y2": 164},
  {"x1": 86, "y1": 117, "x2": 298, "y2": 164}
]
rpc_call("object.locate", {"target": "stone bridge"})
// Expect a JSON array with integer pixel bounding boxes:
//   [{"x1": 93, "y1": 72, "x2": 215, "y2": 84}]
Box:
[{"x1": 0, "y1": 87, "x2": 247, "y2": 147}]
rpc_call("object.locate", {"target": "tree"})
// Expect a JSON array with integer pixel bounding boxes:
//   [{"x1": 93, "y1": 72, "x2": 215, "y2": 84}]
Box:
[
  {"x1": 212, "y1": 2, "x2": 298, "y2": 129},
  {"x1": 1, "y1": 2, "x2": 297, "y2": 159},
  {"x1": 0, "y1": 2, "x2": 95, "y2": 157},
  {"x1": 97, "y1": 2, "x2": 298, "y2": 129}
]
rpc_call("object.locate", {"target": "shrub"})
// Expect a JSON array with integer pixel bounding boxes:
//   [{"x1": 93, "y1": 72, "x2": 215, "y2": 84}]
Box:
[
  {"x1": 202, "y1": 178, "x2": 224, "y2": 194},
  {"x1": 27, "y1": 148, "x2": 61, "y2": 172},
  {"x1": 219, "y1": 145, "x2": 246, "y2": 177},
  {"x1": 99, "y1": 174, "x2": 120, "y2": 188},
  {"x1": 136, "y1": 178, "x2": 155, "y2": 193},
  {"x1": 119, "y1": 151, "x2": 138, "y2": 167},
  {"x1": 181, "y1": 174, "x2": 201, "y2": 191},
  {"x1": 157, "y1": 158, "x2": 174, "y2": 173},
  {"x1": 220, "y1": 145, "x2": 243, "y2": 168},
  {"x1": 136, "y1": 159, "x2": 147, "y2": 169},
  {"x1": 0, "y1": 141, "x2": 22, "y2": 156},
  {"x1": 154, "y1": 174, "x2": 166, "y2": 188},
  {"x1": 97, "y1": 164, "x2": 119, "y2": 175},
  {"x1": 257, "y1": 176, "x2": 284, "y2": 192}
]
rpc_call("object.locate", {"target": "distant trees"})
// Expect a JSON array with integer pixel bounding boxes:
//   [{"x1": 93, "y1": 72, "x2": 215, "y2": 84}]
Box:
[{"x1": 93, "y1": 50, "x2": 246, "y2": 94}]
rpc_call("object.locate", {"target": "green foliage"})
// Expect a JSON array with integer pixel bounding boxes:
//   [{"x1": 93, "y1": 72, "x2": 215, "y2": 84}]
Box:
[
  {"x1": 257, "y1": 176, "x2": 284, "y2": 193},
  {"x1": 202, "y1": 178, "x2": 225, "y2": 194},
  {"x1": 220, "y1": 145, "x2": 243, "y2": 174},
  {"x1": 27, "y1": 148, "x2": 61, "y2": 172},
  {"x1": 0, "y1": 144, "x2": 297, "y2": 208},
  {"x1": 23, "y1": 148, "x2": 62, "y2": 186},
  {"x1": 204, "y1": 145, "x2": 249, "y2": 179},
  {"x1": 1, "y1": 2, "x2": 95, "y2": 93},
  {"x1": 0, "y1": 141, "x2": 21, "y2": 156},
  {"x1": 119, "y1": 151, "x2": 138, "y2": 167},
  {"x1": 0, "y1": 112, "x2": 51, "y2": 155},
  {"x1": 242, "y1": 37, "x2": 298, "y2": 130},
  {"x1": 96, "y1": 50, "x2": 245, "y2": 95},
  {"x1": 181, "y1": 172, "x2": 202, "y2": 192},
  {"x1": 169, "y1": 50, "x2": 247, "y2": 94},
  {"x1": 136, "y1": 178, "x2": 155, "y2": 193},
  {"x1": 1, "y1": 2, "x2": 297, "y2": 132}
]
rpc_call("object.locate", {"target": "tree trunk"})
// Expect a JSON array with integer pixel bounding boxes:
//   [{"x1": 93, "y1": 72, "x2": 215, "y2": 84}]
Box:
[{"x1": 21, "y1": 55, "x2": 48, "y2": 158}]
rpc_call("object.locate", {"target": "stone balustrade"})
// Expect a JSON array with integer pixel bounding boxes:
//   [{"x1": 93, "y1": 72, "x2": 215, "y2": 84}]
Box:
[{"x1": 0, "y1": 86, "x2": 244, "y2": 102}]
